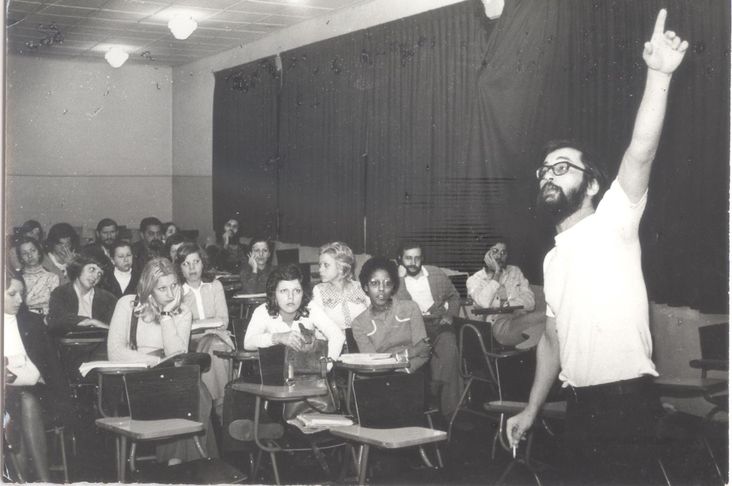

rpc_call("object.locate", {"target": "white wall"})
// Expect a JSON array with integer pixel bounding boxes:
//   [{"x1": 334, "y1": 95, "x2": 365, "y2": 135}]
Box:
[
  {"x1": 6, "y1": 55, "x2": 173, "y2": 239},
  {"x1": 171, "y1": 0, "x2": 465, "y2": 242}
]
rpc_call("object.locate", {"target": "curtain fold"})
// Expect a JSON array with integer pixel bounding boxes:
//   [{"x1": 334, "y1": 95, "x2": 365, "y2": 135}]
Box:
[
  {"x1": 212, "y1": 59, "x2": 279, "y2": 237},
  {"x1": 277, "y1": 36, "x2": 369, "y2": 252}
]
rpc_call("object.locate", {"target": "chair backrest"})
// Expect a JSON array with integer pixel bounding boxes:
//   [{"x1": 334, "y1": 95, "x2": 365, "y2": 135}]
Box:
[
  {"x1": 456, "y1": 320, "x2": 503, "y2": 399},
  {"x1": 123, "y1": 365, "x2": 200, "y2": 421},
  {"x1": 230, "y1": 317, "x2": 248, "y2": 351},
  {"x1": 352, "y1": 371, "x2": 425, "y2": 428},
  {"x1": 344, "y1": 328, "x2": 359, "y2": 354},
  {"x1": 276, "y1": 248, "x2": 299, "y2": 266},
  {"x1": 257, "y1": 345, "x2": 287, "y2": 386},
  {"x1": 449, "y1": 274, "x2": 469, "y2": 299},
  {"x1": 699, "y1": 322, "x2": 728, "y2": 361}
]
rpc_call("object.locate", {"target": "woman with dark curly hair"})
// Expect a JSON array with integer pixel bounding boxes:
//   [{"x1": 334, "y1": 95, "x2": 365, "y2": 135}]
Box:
[
  {"x1": 243, "y1": 263, "x2": 344, "y2": 363},
  {"x1": 47, "y1": 253, "x2": 116, "y2": 336},
  {"x1": 351, "y1": 257, "x2": 430, "y2": 373}
]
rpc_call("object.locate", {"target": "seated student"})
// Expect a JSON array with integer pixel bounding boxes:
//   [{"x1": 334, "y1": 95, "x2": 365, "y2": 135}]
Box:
[
  {"x1": 351, "y1": 257, "x2": 430, "y2": 373},
  {"x1": 17, "y1": 237, "x2": 59, "y2": 316},
  {"x1": 4, "y1": 272, "x2": 73, "y2": 482},
  {"x1": 175, "y1": 242, "x2": 235, "y2": 422},
  {"x1": 209, "y1": 218, "x2": 246, "y2": 274},
  {"x1": 99, "y1": 240, "x2": 140, "y2": 299},
  {"x1": 8, "y1": 220, "x2": 45, "y2": 271},
  {"x1": 43, "y1": 223, "x2": 81, "y2": 285},
  {"x1": 311, "y1": 242, "x2": 369, "y2": 332},
  {"x1": 244, "y1": 263, "x2": 344, "y2": 363},
  {"x1": 131, "y1": 217, "x2": 164, "y2": 273},
  {"x1": 239, "y1": 236, "x2": 275, "y2": 294},
  {"x1": 107, "y1": 257, "x2": 218, "y2": 463},
  {"x1": 164, "y1": 232, "x2": 189, "y2": 263},
  {"x1": 162, "y1": 222, "x2": 179, "y2": 245},
  {"x1": 83, "y1": 218, "x2": 119, "y2": 269},
  {"x1": 47, "y1": 254, "x2": 117, "y2": 336},
  {"x1": 466, "y1": 239, "x2": 545, "y2": 346}
]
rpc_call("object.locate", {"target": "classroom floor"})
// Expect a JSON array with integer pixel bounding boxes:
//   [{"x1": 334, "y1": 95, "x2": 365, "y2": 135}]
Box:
[{"x1": 52, "y1": 404, "x2": 727, "y2": 485}]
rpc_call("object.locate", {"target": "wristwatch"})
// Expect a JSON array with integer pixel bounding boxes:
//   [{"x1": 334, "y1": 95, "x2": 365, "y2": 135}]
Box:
[{"x1": 160, "y1": 310, "x2": 175, "y2": 318}]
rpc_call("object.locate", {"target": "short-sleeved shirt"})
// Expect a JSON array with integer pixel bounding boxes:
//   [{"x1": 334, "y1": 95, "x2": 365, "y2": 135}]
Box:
[{"x1": 543, "y1": 179, "x2": 658, "y2": 387}]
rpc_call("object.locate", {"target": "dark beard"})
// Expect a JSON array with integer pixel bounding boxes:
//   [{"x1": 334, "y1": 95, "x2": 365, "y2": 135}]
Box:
[
  {"x1": 536, "y1": 177, "x2": 589, "y2": 223},
  {"x1": 405, "y1": 265, "x2": 422, "y2": 277}
]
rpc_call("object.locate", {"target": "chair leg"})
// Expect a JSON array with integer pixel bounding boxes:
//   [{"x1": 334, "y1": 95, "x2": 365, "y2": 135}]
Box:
[
  {"x1": 269, "y1": 451, "x2": 280, "y2": 485},
  {"x1": 701, "y1": 435, "x2": 724, "y2": 484},
  {"x1": 418, "y1": 446, "x2": 437, "y2": 469},
  {"x1": 447, "y1": 377, "x2": 473, "y2": 442},
  {"x1": 57, "y1": 428, "x2": 69, "y2": 483},
  {"x1": 357, "y1": 445, "x2": 370, "y2": 485},
  {"x1": 657, "y1": 458, "x2": 672, "y2": 486},
  {"x1": 252, "y1": 449, "x2": 262, "y2": 479},
  {"x1": 193, "y1": 435, "x2": 208, "y2": 458}
]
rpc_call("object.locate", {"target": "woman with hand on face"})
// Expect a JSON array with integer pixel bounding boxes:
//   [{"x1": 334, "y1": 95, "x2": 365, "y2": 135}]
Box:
[
  {"x1": 312, "y1": 242, "x2": 369, "y2": 335},
  {"x1": 42, "y1": 223, "x2": 80, "y2": 285},
  {"x1": 239, "y1": 236, "x2": 275, "y2": 294},
  {"x1": 47, "y1": 254, "x2": 117, "y2": 337},
  {"x1": 161, "y1": 222, "x2": 179, "y2": 244},
  {"x1": 107, "y1": 257, "x2": 218, "y2": 463},
  {"x1": 176, "y1": 242, "x2": 235, "y2": 421},
  {"x1": 16, "y1": 237, "x2": 59, "y2": 316},
  {"x1": 244, "y1": 264, "x2": 344, "y2": 363}
]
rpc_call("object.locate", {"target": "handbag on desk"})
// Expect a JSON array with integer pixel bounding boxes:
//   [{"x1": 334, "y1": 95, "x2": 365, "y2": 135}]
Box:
[{"x1": 282, "y1": 338, "x2": 339, "y2": 419}]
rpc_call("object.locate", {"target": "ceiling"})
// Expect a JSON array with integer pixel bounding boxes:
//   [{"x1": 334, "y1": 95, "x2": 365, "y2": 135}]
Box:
[{"x1": 6, "y1": 0, "x2": 369, "y2": 66}]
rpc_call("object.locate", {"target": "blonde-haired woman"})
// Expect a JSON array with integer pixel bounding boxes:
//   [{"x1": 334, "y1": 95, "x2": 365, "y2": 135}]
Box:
[
  {"x1": 107, "y1": 257, "x2": 218, "y2": 464},
  {"x1": 311, "y1": 242, "x2": 369, "y2": 334}
]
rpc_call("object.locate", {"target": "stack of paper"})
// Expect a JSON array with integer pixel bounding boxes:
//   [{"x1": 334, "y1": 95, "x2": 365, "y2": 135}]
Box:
[
  {"x1": 298, "y1": 413, "x2": 354, "y2": 427},
  {"x1": 338, "y1": 353, "x2": 398, "y2": 365},
  {"x1": 287, "y1": 413, "x2": 354, "y2": 434},
  {"x1": 78, "y1": 361, "x2": 150, "y2": 377}
]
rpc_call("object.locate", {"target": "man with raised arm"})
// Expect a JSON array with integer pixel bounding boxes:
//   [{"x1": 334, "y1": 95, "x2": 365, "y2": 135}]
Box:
[{"x1": 505, "y1": 9, "x2": 688, "y2": 484}]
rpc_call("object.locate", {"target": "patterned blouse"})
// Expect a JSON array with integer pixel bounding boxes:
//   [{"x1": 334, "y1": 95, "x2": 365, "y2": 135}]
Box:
[
  {"x1": 22, "y1": 266, "x2": 60, "y2": 315},
  {"x1": 312, "y1": 280, "x2": 369, "y2": 330}
]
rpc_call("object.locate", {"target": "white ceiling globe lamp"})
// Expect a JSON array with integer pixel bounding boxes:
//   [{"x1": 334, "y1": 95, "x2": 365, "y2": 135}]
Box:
[
  {"x1": 168, "y1": 15, "x2": 198, "y2": 40},
  {"x1": 105, "y1": 47, "x2": 129, "y2": 68}
]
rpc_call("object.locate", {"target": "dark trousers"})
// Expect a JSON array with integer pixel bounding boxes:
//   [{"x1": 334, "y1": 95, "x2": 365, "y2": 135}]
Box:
[{"x1": 563, "y1": 376, "x2": 666, "y2": 486}]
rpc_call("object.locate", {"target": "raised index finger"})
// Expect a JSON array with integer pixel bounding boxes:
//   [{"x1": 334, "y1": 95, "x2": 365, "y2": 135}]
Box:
[{"x1": 654, "y1": 8, "x2": 667, "y2": 35}]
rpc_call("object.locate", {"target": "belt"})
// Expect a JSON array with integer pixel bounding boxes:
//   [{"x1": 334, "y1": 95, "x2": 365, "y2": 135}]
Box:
[{"x1": 566, "y1": 376, "x2": 652, "y2": 402}]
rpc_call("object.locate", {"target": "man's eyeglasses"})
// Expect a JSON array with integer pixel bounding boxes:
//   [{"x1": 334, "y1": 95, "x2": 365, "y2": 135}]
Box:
[{"x1": 536, "y1": 161, "x2": 593, "y2": 180}]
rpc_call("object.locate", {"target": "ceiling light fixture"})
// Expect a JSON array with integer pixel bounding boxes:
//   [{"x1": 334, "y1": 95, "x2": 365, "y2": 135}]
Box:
[
  {"x1": 168, "y1": 15, "x2": 197, "y2": 40},
  {"x1": 105, "y1": 46, "x2": 129, "y2": 68}
]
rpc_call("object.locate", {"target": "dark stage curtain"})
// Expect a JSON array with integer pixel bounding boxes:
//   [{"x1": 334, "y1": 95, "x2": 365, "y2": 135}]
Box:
[
  {"x1": 212, "y1": 0, "x2": 728, "y2": 312},
  {"x1": 212, "y1": 58, "x2": 279, "y2": 238},
  {"x1": 277, "y1": 36, "x2": 369, "y2": 252},
  {"x1": 472, "y1": 0, "x2": 729, "y2": 312},
  {"x1": 361, "y1": 2, "x2": 493, "y2": 268}
]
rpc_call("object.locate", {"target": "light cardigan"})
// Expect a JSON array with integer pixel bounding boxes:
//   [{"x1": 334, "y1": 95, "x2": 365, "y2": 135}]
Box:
[
  {"x1": 244, "y1": 302, "x2": 345, "y2": 361},
  {"x1": 107, "y1": 295, "x2": 192, "y2": 365},
  {"x1": 182, "y1": 279, "x2": 229, "y2": 325}
]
